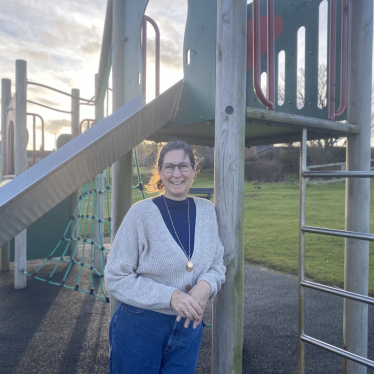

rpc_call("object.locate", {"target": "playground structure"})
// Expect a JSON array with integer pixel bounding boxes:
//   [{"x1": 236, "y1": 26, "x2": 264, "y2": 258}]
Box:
[{"x1": 0, "y1": 0, "x2": 373, "y2": 373}]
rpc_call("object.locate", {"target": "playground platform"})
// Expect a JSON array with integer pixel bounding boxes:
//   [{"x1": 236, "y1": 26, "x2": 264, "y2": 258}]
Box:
[{"x1": 1, "y1": 243, "x2": 373, "y2": 374}]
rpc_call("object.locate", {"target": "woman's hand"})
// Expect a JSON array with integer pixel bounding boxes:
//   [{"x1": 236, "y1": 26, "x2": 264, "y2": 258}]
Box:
[
  {"x1": 170, "y1": 290, "x2": 203, "y2": 329},
  {"x1": 188, "y1": 280, "x2": 211, "y2": 329}
]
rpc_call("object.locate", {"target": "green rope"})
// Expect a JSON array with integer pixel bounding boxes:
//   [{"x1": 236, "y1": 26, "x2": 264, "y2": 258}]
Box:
[{"x1": 133, "y1": 147, "x2": 145, "y2": 199}]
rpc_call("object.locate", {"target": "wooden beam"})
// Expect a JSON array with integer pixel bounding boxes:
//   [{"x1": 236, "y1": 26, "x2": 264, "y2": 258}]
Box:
[
  {"x1": 344, "y1": 1, "x2": 372, "y2": 372},
  {"x1": 1, "y1": 78, "x2": 11, "y2": 272},
  {"x1": 70, "y1": 88, "x2": 80, "y2": 258},
  {"x1": 213, "y1": 0, "x2": 246, "y2": 373},
  {"x1": 14, "y1": 60, "x2": 27, "y2": 289},
  {"x1": 246, "y1": 107, "x2": 361, "y2": 134}
]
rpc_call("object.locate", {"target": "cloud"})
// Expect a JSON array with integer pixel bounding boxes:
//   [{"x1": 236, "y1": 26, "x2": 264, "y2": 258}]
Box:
[
  {"x1": 17, "y1": 48, "x2": 50, "y2": 63},
  {"x1": 44, "y1": 118, "x2": 70, "y2": 133},
  {"x1": 41, "y1": 19, "x2": 100, "y2": 45},
  {"x1": 81, "y1": 41, "x2": 101, "y2": 55},
  {"x1": 32, "y1": 97, "x2": 61, "y2": 107}
]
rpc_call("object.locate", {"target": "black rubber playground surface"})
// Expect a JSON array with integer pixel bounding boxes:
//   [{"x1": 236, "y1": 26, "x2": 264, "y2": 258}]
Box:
[{"x1": 1, "y1": 253, "x2": 373, "y2": 374}]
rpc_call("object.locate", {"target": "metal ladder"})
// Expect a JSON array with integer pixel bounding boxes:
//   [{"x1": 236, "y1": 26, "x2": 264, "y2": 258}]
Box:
[{"x1": 298, "y1": 128, "x2": 374, "y2": 372}]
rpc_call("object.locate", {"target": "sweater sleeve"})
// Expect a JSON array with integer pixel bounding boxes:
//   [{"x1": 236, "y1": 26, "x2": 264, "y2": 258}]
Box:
[
  {"x1": 196, "y1": 208, "x2": 226, "y2": 299},
  {"x1": 104, "y1": 205, "x2": 177, "y2": 310}
]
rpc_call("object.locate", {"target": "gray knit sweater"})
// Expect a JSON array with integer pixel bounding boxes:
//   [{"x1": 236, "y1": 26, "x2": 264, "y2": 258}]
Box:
[{"x1": 104, "y1": 197, "x2": 226, "y2": 315}]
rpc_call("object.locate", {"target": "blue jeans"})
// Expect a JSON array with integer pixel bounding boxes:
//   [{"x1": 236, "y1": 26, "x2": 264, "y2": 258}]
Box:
[{"x1": 109, "y1": 302, "x2": 203, "y2": 374}]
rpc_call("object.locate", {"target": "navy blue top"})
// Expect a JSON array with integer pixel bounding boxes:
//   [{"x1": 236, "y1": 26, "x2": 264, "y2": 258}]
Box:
[{"x1": 152, "y1": 195, "x2": 196, "y2": 258}]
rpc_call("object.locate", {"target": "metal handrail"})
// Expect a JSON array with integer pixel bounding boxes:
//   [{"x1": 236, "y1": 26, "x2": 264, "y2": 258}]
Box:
[
  {"x1": 298, "y1": 127, "x2": 373, "y2": 372},
  {"x1": 27, "y1": 81, "x2": 95, "y2": 103},
  {"x1": 27, "y1": 113, "x2": 45, "y2": 165},
  {"x1": 301, "y1": 281, "x2": 374, "y2": 305},
  {"x1": 302, "y1": 171, "x2": 374, "y2": 178},
  {"x1": 141, "y1": 15, "x2": 161, "y2": 102},
  {"x1": 302, "y1": 226, "x2": 374, "y2": 241},
  {"x1": 252, "y1": 0, "x2": 275, "y2": 110},
  {"x1": 308, "y1": 159, "x2": 374, "y2": 169},
  {"x1": 328, "y1": 0, "x2": 337, "y2": 120},
  {"x1": 329, "y1": 0, "x2": 348, "y2": 120},
  {"x1": 301, "y1": 335, "x2": 374, "y2": 369},
  {"x1": 335, "y1": 0, "x2": 348, "y2": 118},
  {"x1": 27, "y1": 100, "x2": 71, "y2": 114},
  {"x1": 79, "y1": 119, "x2": 95, "y2": 135}
]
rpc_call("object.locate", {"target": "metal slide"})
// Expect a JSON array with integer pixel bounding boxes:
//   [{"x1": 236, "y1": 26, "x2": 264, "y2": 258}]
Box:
[{"x1": 0, "y1": 80, "x2": 184, "y2": 247}]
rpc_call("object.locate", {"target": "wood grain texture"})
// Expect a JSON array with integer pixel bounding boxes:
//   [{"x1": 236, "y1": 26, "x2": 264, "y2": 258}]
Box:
[
  {"x1": 246, "y1": 107, "x2": 360, "y2": 134},
  {"x1": 70, "y1": 88, "x2": 80, "y2": 258},
  {"x1": 344, "y1": 1, "x2": 373, "y2": 373},
  {"x1": 212, "y1": 0, "x2": 246, "y2": 373},
  {"x1": 15, "y1": 60, "x2": 27, "y2": 289},
  {"x1": 1, "y1": 79, "x2": 11, "y2": 272}
]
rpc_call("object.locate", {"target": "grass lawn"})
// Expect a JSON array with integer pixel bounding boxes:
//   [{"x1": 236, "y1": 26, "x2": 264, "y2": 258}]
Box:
[{"x1": 77, "y1": 169, "x2": 374, "y2": 294}]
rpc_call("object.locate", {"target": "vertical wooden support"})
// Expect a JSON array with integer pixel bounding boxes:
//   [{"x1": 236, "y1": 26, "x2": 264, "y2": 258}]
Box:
[
  {"x1": 343, "y1": 1, "x2": 372, "y2": 373},
  {"x1": 94, "y1": 74, "x2": 104, "y2": 275},
  {"x1": 110, "y1": 0, "x2": 134, "y2": 318},
  {"x1": 1, "y1": 78, "x2": 11, "y2": 272},
  {"x1": 14, "y1": 60, "x2": 27, "y2": 289},
  {"x1": 212, "y1": 0, "x2": 246, "y2": 373},
  {"x1": 70, "y1": 88, "x2": 80, "y2": 258}
]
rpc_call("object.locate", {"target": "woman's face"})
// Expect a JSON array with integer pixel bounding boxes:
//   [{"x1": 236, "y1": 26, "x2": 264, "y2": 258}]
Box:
[{"x1": 158, "y1": 149, "x2": 196, "y2": 201}]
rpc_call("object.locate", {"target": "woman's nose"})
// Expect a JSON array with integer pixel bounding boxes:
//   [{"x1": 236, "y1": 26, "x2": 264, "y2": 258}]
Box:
[{"x1": 172, "y1": 166, "x2": 182, "y2": 176}]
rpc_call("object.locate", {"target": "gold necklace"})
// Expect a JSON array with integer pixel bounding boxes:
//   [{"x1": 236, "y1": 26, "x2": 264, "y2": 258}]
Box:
[{"x1": 163, "y1": 195, "x2": 193, "y2": 272}]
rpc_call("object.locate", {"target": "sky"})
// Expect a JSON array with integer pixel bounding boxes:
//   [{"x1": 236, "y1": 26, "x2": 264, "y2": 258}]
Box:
[
  {"x1": 0, "y1": 0, "x2": 373, "y2": 151},
  {"x1": 0, "y1": 0, "x2": 188, "y2": 151}
]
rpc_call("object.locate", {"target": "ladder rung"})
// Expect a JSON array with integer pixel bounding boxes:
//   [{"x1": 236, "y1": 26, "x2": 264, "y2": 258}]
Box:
[
  {"x1": 301, "y1": 226, "x2": 374, "y2": 241},
  {"x1": 300, "y1": 334, "x2": 374, "y2": 369},
  {"x1": 302, "y1": 171, "x2": 374, "y2": 178},
  {"x1": 301, "y1": 280, "x2": 374, "y2": 305}
]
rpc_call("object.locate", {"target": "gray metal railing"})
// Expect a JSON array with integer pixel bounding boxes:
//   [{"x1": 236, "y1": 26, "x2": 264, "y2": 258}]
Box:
[
  {"x1": 305, "y1": 159, "x2": 374, "y2": 184},
  {"x1": 298, "y1": 128, "x2": 374, "y2": 372}
]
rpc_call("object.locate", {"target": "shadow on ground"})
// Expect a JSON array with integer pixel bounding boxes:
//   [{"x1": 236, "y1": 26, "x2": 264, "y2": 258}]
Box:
[{"x1": 1, "y1": 256, "x2": 373, "y2": 373}]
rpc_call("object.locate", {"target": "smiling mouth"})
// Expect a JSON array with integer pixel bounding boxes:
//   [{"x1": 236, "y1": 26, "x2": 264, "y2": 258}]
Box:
[{"x1": 170, "y1": 181, "x2": 184, "y2": 185}]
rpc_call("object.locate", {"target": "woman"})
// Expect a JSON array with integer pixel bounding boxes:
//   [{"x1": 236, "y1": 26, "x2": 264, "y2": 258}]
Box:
[{"x1": 105, "y1": 140, "x2": 226, "y2": 374}]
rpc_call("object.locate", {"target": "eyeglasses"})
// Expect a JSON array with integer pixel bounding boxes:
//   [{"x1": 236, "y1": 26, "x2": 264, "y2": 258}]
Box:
[{"x1": 159, "y1": 162, "x2": 195, "y2": 173}]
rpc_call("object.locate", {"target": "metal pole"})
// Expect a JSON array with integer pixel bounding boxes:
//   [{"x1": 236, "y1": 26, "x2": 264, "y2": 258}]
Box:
[
  {"x1": 212, "y1": 0, "x2": 246, "y2": 373},
  {"x1": 1, "y1": 78, "x2": 11, "y2": 272},
  {"x1": 14, "y1": 60, "x2": 27, "y2": 289},
  {"x1": 32, "y1": 115, "x2": 36, "y2": 165},
  {"x1": 94, "y1": 74, "x2": 104, "y2": 275},
  {"x1": 70, "y1": 88, "x2": 80, "y2": 258},
  {"x1": 141, "y1": 16, "x2": 147, "y2": 102},
  {"x1": 110, "y1": 0, "x2": 134, "y2": 318},
  {"x1": 298, "y1": 128, "x2": 307, "y2": 374},
  {"x1": 344, "y1": 1, "x2": 373, "y2": 373}
]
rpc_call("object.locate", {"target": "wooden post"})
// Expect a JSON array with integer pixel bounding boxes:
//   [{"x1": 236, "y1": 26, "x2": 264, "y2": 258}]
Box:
[
  {"x1": 1, "y1": 78, "x2": 11, "y2": 272},
  {"x1": 343, "y1": 1, "x2": 372, "y2": 373},
  {"x1": 70, "y1": 88, "x2": 80, "y2": 258},
  {"x1": 14, "y1": 60, "x2": 27, "y2": 289},
  {"x1": 212, "y1": 0, "x2": 246, "y2": 373},
  {"x1": 94, "y1": 74, "x2": 104, "y2": 275},
  {"x1": 110, "y1": 0, "x2": 134, "y2": 318}
]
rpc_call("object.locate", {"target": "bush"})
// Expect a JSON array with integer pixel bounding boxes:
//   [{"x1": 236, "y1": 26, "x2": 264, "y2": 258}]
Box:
[{"x1": 245, "y1": 157, "x2": 283, "y2": 182}]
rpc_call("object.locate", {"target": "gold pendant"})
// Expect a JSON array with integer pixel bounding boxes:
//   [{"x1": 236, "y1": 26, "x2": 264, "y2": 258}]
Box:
[{"x1": 186, "y1": 261, "x2": 193, "y2": 272}]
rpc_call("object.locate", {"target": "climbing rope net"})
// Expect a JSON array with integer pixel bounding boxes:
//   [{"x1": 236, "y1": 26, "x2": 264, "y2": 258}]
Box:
[{"x1": 22, "y1": 169, "x2": 113, "y2": 302}]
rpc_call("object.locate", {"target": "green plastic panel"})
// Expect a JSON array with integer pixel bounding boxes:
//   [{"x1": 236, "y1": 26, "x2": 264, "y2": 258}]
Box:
[
  {"x1": 167, "y1": 0, "x2": 346, "y2": 131},
  {"x1": 246, "y1": 0, "x2": 346, "y2": 120},
  {"x1": 167, "y1": 0, "x2": 217, "y2": 129},
  {"x1": 123, "y1": 0, "x2": 149, "y2": 103},
  {"x1": 10, "y1": 135, "x2": 71, "y2": 261}
]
